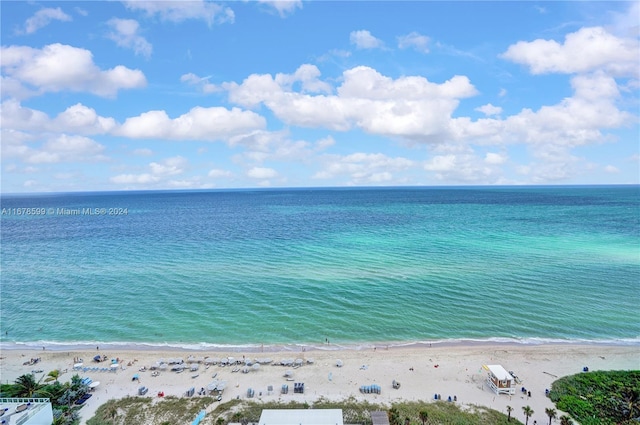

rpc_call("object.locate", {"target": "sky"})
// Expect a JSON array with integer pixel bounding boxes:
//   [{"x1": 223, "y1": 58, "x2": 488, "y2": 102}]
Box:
[{"x1": 1, "y1": 1, "x2": 639, "y2": 193}]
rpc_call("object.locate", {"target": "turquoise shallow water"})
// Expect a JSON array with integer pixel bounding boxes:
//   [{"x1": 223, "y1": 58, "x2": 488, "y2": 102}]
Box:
[{"x1": 1, "y1": 186, "x2": 639, "y2": 350}]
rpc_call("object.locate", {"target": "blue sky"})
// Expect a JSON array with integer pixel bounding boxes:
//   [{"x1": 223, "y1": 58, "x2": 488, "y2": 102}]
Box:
[{"x1": 1, "y1": 1, "x2": 639, "y2": 192}]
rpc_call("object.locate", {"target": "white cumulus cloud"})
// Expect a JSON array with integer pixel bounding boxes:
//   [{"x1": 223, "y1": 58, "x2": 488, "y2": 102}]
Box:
[
  {"x1": 475, "y1": 103, "x2": 503, "y2": 116},
  {"x1": 24, "y1": 134, "x2": 106, "y2": 164},
  {"x1": 350, "y1": 30, "x2": 384, "y2": 49},
  {"x1": 23, "y1": 7, "x2": 72, "y2": 34},
  {"x1": 313, "y1": 152, "x2": 414, "y2": 185},
  {"x1": 0, "y1": 43, "x2": 146, "y2": 99},
  {"x1": 149, "y1": 156, "x2": 187, "y2": 176},
  {"x1": 255, "y1": 0, "x2": 302, "y2": 17},
  {"x1": 397, "y1": 32, "x2": 430, "y2": 53},
  {"x1": 1, "y1": 100, "x2": 116, "y2": 134},
  {"x1": 247, "y1": 167, "x2": 278, "y2": 179},
  {"x1": 501, "y1": 26, "x2": 639, "y2": 76},
  {"x1": 123, "y1": 0, "x2": 234, "y2": 26},
  {"x1": 107, "y1": 18, "x2": 153, "y2": 58},
  {"x1": 111, "y1": 156, "x2": 188, "y2": 186},
  {"x1": 117, "y1": 106, "x2": 266, "y2": 141},
  {"x1": 485, "y1": 152, "x2": 507, "y2": 165},
  {"x1": 225, "y1": 65, "x2": 478, "y2": 141},
  {"x1": 181, "y1": 72, "x2": 222, "y2": 93},
  {"x1": 208, "y1": 168, "x2": 233, "y2": 178}
]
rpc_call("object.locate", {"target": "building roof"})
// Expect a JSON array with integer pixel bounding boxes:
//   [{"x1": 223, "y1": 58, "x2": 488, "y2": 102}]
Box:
[
  {"x1": 0, "y1": 398, "x2": 54, "y2": 425},
  {"x1": 259, "y1": 409, "x2": 343, "y2": 425},
  {"x1": 486, "y1": 364, "x2": 512, "y2": 381}
]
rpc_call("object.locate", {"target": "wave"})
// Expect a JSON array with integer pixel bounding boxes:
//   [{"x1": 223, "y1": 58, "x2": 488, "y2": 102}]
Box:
[{"x1": 3, "y1": 337, "x2": 639, "y2": 352}]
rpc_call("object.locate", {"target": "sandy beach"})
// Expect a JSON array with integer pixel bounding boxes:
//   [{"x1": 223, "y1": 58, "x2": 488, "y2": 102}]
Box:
[{"x1": 1, "y1": 343, "x2": 637, "y2": 424}]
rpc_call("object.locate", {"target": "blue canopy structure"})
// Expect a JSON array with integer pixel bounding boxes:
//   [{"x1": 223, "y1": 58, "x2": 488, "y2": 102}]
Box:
[{"x1": 191, "y1": 409, "x2": 206, "y2": 425}]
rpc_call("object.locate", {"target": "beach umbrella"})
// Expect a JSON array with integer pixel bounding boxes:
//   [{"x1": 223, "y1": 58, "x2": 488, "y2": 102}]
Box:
[
  {"x1": 89, "y1": 381, "x2": 100, "y2": 389},
  {"x1": 336, "y1": 359, "x2": 343, "y2": 367},
  {"x1": 306, "y1": 358, "x2": 314, "y2": 364},
  {"x1": 284, "y1": 370, "x2": 293, "y2": 377},
  {"x1": 227, "y1": 357, "x2": 235, "y2": 364},
  {"x1": 294, "y1": 358, "x2": 303, "y2": 366},
  {"x1": 159, "y1": 364, "x2": 168, "y2": 370},
  {"x1": 252, "y1": 363, "x2": 260, "y2": 371}
]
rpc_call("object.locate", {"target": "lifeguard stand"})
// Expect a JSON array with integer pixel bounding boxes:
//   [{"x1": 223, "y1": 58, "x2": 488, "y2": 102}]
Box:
[{"x1": 483, "y1": 364, "x2": 516, "y2": 395}]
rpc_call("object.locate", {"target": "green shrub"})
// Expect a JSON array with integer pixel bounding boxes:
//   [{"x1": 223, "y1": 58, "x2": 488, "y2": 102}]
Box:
[{"x1": 549, "y1": 370, "x2": 640, "y2": 425}]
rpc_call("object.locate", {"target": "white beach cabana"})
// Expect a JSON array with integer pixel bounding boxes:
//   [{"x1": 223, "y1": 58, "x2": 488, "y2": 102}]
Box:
[{"x1": 483, "y1": 364, "x2": 516, "y2": 395}]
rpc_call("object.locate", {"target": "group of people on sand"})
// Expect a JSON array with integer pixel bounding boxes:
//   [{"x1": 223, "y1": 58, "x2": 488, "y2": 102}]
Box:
[{"x1": 22, "y1": 357, "x2": 41, "y2": 366}]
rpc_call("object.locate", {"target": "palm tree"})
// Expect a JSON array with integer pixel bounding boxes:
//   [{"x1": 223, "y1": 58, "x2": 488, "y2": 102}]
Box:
[
  {"x1": 14, "y1": 374, "x2": 44, "y2": 397},
  {"x1": 522, "y1": 405, "x2": 534, "y2": 425},
  {"x1": 545, "y1": 407, "x2": 557, "y2": 425},
  {"x1": 559, "y1": 415, "x2": 572, "y2": 425},
  {"x1": 506, "y1": 405, "x2": 513, "y2": 422},
  {"x1": 45, "y1": 369, "x2": 61, "y2": 383},
  {"x1": 419, "y1": 409, "x2": 428, "y2": 425}
]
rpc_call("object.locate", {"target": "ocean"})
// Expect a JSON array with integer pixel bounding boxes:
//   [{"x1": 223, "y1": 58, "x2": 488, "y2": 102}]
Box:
[{"x1": 1, "y1": 186, "x2": 638, "y2": 351}]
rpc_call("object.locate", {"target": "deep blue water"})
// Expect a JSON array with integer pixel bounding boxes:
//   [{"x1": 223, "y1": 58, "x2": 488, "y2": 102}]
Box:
[{"x1": 1, "y1": 186, "x2": 638, "y2": 349}]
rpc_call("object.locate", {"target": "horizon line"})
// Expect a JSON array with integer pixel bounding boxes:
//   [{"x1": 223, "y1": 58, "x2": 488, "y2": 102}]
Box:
[{"x1": 2, "y1": 183, "x2": 638, "y2": 197}]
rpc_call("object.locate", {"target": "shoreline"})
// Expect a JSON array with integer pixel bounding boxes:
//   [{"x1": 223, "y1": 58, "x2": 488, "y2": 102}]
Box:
[
  {"x1": 2, "y1": 337, "x2": 639, "y2": 353},
  {"x1": 1, "y1": 343, "x2": 638, "y2": 425}
]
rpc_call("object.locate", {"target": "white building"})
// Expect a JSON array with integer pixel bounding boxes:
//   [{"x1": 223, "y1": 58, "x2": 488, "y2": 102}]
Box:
[
  {"x1": 0, "y1": 398, "x2": 54, "y2": 425},
  {"x1": 483, "y1": 364, "x2": 516, "y2": 395},
  {"x1": 258, "y1": 409, "x2": 344, "y2": 425}
]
